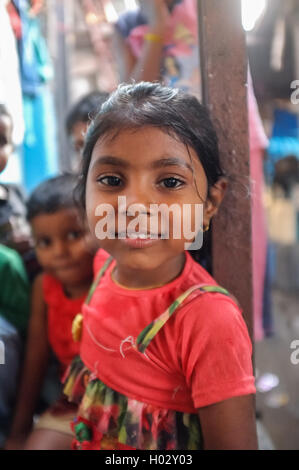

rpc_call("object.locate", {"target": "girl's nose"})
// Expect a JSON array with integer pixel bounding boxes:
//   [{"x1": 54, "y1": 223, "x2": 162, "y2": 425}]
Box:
[
  {"x1": 52, "y1": 239, "x2": 67, "y2": 257},
  {"x1": 121, "y1": 183, "x2": 152, "y2": 216}
]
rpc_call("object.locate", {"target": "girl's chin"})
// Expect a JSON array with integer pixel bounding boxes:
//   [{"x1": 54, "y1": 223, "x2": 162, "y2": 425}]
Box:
[
  {"x1": 100, "y1": 241, "x2": 185, "y2": 269},
  {"x1": 113, "y1": 253, "x2": 165, "y2": 272}
]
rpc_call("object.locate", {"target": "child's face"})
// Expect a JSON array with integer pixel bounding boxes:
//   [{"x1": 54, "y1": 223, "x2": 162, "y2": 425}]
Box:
[
  {"x1": 85, "y1": 126, "x2": 220, "y2": 274},
  {"x1": 70, "y1": 120, "x2": 88, "y2": 154},
  {"x1": 0, "y1": 115, "x2": 13, "y2": 173},
  {"x1": 31, "y1": 208, "x2": 94, "y2": 291}
]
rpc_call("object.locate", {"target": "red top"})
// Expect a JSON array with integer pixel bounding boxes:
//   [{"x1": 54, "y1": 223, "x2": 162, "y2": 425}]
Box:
[
  {"x1": 80, "y1": 249, "x2": 256, "y2": 413},
  {"x1": 43, "y1": 274, "x2": 85, "y2": 374}
]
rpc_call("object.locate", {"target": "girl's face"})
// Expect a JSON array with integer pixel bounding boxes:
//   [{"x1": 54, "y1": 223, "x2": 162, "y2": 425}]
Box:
[
  {"x1": 85, "y1": 127, "x2": 221, "y2": 280},
  {"x1": 31, "y1": 208, "x2": 94, "y2": 297}
]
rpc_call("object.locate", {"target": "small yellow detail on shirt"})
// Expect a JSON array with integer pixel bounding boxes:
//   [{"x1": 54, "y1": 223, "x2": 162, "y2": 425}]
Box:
[
  {"x1": 144, "y1": 32, "x2": 163, "y2": 43},
  {"x1": 72, "y1": 313, "x2": 83, "y2": 342}
]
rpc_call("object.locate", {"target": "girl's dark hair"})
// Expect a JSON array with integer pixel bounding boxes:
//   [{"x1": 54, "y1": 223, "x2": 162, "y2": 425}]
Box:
[
  {"x1": 27, "y1": 174, "x2": 79, "y2": 221},
  {"x1": 78, "y1": 81, "x2": 224, "y2": 209}
]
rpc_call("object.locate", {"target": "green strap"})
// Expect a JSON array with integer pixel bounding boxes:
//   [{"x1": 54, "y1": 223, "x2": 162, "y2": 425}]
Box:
[
  {"x1": 136, "y1": 284, "x2": 233, "y2": 354},
  {"x1": 85, "y1": 256, "x2": 114, "y2": 305},
  {"x1": 84, "y1": 255, "x2": 236, "y2": 356}
]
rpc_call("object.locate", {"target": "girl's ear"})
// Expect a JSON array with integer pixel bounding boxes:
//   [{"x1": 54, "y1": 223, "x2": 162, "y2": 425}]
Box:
[{"x1": 204, "y1": 177, "x2": 228, "y2": 223}]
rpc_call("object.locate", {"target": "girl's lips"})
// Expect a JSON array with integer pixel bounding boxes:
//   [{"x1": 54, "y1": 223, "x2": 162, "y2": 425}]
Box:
[
  {"x1": 115, "y1": 233, "x2": 162, "y2": 249},
  {"x1": 119, "y1": 237, "x2": 160, "y2": 248}
]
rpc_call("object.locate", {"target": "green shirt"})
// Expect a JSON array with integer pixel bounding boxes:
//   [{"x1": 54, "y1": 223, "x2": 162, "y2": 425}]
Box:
[{"x1": 0, "y1": 244, "x2": 30, "y2": 337}]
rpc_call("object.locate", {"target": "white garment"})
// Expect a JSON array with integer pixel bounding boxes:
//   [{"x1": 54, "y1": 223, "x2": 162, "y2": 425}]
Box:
[{"x1": 0, "y1": 0, "x2": 24, "y2": 145}]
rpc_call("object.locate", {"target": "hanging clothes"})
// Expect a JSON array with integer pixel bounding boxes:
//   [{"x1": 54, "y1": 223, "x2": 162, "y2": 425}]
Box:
[
  {"x1": 248, "y1": 71, "x2": 269, "y2": 341},
  {"x1": 12, "y1": 0, "x2": 53, "y2": 96},
  {"x1": 266, "y1": 109, "x2": 299, "y2": 183},
  {"x1": 0, "y1": 0, "x2": 24, "y2": 146},
  {"x1": 10, "y1": 0, "x2": 58, "y2": 192}
]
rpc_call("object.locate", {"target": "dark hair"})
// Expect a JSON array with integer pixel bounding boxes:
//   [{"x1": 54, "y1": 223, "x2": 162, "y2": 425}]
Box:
[
  {"x1": 27, "y1": 174, "x2": 79, "y2": 221},
  {"x1": 0, "y1": 104, "x2": 12, "y2": 124},
  {"x1": 66, "y1": 91, "x2": 110, "y2": 135},
  {"x1": 78, "y1": 81, "x2": 224, "y2": 209}
]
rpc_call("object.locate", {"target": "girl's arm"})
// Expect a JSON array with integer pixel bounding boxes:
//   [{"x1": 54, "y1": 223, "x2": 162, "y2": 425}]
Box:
[
  {"x1": 113, "y1": 0, "x2": 170, "y2": 83},
  {"x1": 6, "y1": 274, "x2": 50, "y2": 448},
  {"x1": 177, "y1": 294, "x2": 258, "y2": 450},
  {"x1": 198, "y1": 394, "x2": 258, "y2": 450}
]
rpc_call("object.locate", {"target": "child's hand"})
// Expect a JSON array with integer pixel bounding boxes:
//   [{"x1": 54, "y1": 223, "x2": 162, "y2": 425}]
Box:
[{"x1": 141, "y1": 0, "x2": 170, "y2": 35}]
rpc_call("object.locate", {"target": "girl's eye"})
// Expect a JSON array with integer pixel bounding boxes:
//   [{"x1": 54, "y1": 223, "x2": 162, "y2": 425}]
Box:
[
  {"x1": 35, "y1": 238, "x2": 51, "y2": 249},
  {"x1": 160, "y1": 177, "x2": 185, "y2": 189},
  {"x1": 67, "y1": 231, "x2": 82, "y2": 241},
  {"x1": 97, "y1": 176, "x2": 122, "y2": 187}
]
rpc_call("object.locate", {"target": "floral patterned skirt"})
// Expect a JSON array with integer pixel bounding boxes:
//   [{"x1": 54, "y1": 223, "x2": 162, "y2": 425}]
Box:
[{"x1": 63, "y1": 356, "x2": 203, "y2": 450}]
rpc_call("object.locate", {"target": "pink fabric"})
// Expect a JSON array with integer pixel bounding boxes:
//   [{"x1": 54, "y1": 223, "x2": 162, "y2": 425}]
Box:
[
  {"x1": 43, "y1": 274, "x2": 84, "y2": 374},
  {"x1": 80, "y1": 249, "x2": 255, "y2": 412},
  {"x1": 248, "y1": 72, "x2": 268, "y2": 341}
]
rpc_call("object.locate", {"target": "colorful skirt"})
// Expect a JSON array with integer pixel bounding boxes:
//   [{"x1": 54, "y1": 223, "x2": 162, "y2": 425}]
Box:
[{"x1": 63, "y1": 356, "x2": 203, "y2": 450}]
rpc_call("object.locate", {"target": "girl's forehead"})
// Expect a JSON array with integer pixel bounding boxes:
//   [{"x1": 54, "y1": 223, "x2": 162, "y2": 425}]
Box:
[
  {"x1": 31, "y1": 208, "x2": 81, "y2": 232},
  {"x1": 91, "y1": 127, "x2": 203, "y2": 170}
]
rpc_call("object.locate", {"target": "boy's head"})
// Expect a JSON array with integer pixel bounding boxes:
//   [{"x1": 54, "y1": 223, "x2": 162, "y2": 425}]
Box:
[
  {"x1": 27, "y1": 174, "x2": 94, "y2": 290},
  {"x1": 27, "y1": 174, "x2": 79, "y2": 222},
  {"x1": 0, "y1": 104, "x2": 13, "y2": 173},
  {"x1": 66, "y1": 91, "x2": 109, "y2": 153}
]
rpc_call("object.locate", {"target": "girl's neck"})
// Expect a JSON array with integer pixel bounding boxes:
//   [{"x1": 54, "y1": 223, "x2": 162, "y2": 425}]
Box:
[
  {"x1": 63, "y1": 278, "x2": 92, "y2": 299},
  {"x1": 111, "y1": 252, "x2": 186, "y2": 290}
]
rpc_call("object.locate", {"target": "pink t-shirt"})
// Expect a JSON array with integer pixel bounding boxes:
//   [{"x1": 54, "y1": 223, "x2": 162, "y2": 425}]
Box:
[{"x1": 80, "y1": 249, "x2": 255, "y2": 413}]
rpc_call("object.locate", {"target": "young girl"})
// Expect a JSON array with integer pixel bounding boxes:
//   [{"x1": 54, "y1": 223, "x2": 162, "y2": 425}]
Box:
[
  {"x1": 6, "y1": 175, "x2": 95, "y2": 450},
  {"x1": 114, "y1": 0, "x2": 269, "y2": 342},
  {"x1": 63, "y1": 82, "x2": 257, "y2": 450}
]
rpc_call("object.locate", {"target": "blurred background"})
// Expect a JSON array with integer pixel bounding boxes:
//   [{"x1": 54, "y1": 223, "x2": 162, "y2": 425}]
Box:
[{"x1": 0, "y1": 0, "x2": 298, "y2": 450}]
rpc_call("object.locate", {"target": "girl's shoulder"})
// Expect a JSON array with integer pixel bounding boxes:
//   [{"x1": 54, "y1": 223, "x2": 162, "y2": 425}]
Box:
[
  {"x1": 172, "y1": 253, "x2": 246, "y2": 336},
  {"x1": 42, "y1": 272, "x2": 61, "y2": 292},
  {"x1": 178, "y1": 288, "x2": 244, "y2": 330}
]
